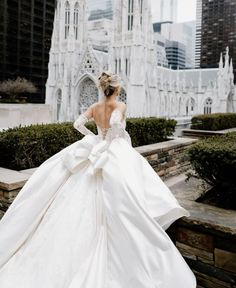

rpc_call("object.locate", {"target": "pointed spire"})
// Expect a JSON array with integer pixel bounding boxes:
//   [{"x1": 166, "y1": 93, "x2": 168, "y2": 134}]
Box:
[
  {"x1": 229, "y1": 58, "x2": 234, "y2": 84},
  {"x1": 51, "y1": 5, "x2": 59, "y2": 52},
  {"x1": 229, "y1": 58, "x2": 233, "y2": 74},
  {"x1": 219, "y1": 52, "x2": 223, "y2": 69},
  {"x1": 224, "y1": 46, "x2": 229, "y2": 71},
  {"x1": 182, "y1": 70, "x2": 186, "y2": 92},
  {"x1": 176, "y1": 67, "x2": 180, "y2": 91},
  {"x1": 198, "y1": 69, "x2": 202, "y2": 93}
]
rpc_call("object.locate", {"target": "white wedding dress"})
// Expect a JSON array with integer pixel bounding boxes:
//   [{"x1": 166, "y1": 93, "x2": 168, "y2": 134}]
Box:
[{"x1": 0, "y1": 108, "x2": 196, "y2": 287}]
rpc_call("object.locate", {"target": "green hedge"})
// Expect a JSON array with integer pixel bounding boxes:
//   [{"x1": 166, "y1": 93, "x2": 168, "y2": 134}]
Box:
[
  {"x1": 191, "y1": 113, "x2": 236, "y2": 131},
  {"x1": 0, "y1": 117, "x2": 176, "y2": 170},
  {"x1": 187, "y1": 132, "x2": 236, "y2": 207}
]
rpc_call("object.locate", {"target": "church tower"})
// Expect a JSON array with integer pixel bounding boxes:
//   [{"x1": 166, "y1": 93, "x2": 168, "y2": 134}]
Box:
[
  {"x1": 111, "y1": 0, "x2": 158, "y2": 117},
  {"x1": 46, "y1": 0, "x2": 89, "y2": 121}
]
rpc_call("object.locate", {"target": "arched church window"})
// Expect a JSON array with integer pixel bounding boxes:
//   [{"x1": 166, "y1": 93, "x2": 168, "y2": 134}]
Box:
[
  {"x1": 178, "y1": 97, "x2": 182, "y2": 116},
  {"x1": 191, "y1": 97, "x2": 195, "y2": 112},
  {"x1": 115, "y1": 59, "x2": 118, "y2": 73},
  {"x1": 56, "y1": 89, "x2": 62, "y2": 121},
  {"x1": 65, "y1": 1, "x2": 70, "y2": 39},
  {"x1": 186, "y1": 97, "x2": 195, "y2": 115},
  {"x1": 125, "y1": 59, "x2": 128, "y2": 76},
  {"x1": 139, "y1": 0, "x2": 143, "y2": 26},
  {"x1": 128, "y1": 0, "x2": 134, "y2": 31},
  {"x1": 119, "y1": 59, "x2": 121, "y2": 73},
  {"x1": 74, "y1": 2, "x2": 79, "y2": 40},
  {"x1": 204, "y1": 98, "x2": 212, "y2": 114},
  {"x1": 79, "y1": 78, "x2": 98, "y2": 114},
  {"x1": 186, "y1": 100, "x2": 189, "y2": 116}
]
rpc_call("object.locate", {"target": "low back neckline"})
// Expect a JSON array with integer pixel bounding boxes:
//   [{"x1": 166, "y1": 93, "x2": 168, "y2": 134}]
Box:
[
  {"x1": 96, "y1": 108, "x2": 124, "y2": 139},
  {"x1": 96, "y1": 108, "x2": 122, "y2": 131}
]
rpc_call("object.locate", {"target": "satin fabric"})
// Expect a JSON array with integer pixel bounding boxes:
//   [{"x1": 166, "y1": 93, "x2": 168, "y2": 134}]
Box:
[{"x1": 0, "y1": 134, "x2": 196, "y2": 287}]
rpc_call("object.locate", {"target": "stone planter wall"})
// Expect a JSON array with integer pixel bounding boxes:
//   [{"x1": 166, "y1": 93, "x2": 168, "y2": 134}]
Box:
[
  {"x1": 167, "y1": 199, "x2": 236, "y2": 288},
  {"x1": 0, "y1": 168, "x2": 34, "y2": 215},
  {"x1": 136, "y1": 137, "x2": 197, "y2": 180}
]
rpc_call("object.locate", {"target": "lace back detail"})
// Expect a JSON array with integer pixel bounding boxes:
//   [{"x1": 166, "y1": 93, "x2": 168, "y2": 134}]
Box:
[
  {"x1": 96, "y1": 109, "x2": 131, "y2": 145},
  {"x1": 98, "y1": 127, "x2": 111, "y2": 140},
  {"x1": 73, "y1": 107, "x2": 132, "y2": 145}
]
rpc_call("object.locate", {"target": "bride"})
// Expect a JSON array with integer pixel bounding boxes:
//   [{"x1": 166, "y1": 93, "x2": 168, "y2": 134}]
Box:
[{"x1": 0, "y1": 71, "x2": 197, "y2": 287}]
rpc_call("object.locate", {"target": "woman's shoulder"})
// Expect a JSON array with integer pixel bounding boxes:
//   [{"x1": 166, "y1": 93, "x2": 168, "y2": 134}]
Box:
[
  {"x1": 89, "y1": 101, "x2": 126, "y2": 114},
  {"x1": 116, "y1": 101, "x2": 126, "y2": 111}
]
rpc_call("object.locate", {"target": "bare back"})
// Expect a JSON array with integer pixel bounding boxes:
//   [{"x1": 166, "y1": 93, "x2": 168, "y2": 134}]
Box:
[{"x1": 92, "y1": 101, "x2": 126, "y2": 130}]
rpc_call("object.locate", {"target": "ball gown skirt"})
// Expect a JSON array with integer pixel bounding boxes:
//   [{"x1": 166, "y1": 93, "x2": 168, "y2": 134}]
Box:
[{"x1": 0, "y1": 134, "x2": 197, "y2": 287}]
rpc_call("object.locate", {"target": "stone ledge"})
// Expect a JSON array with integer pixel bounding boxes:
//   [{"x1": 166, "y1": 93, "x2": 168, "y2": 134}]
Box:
[
  {"x1": 182, "y1": 127, "x2": 236, "y2": 138},
  {"x1": 176, "y1": 199, "x2": 236, "y2": 239},
  {"x1": 135, "y1": 137, "x2": 197, "y2": 156},
  {"x1": 0, "y1": 167, "x2": 31, "y2": 191}
]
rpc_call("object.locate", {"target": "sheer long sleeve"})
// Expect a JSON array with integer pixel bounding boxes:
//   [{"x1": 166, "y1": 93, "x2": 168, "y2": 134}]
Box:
[
  {"x1": 108, "y1": 109, "x2": 132, "y2": 145},
  {"x1": 73, "y1": 114, "x2": 95, "y2": 136}
]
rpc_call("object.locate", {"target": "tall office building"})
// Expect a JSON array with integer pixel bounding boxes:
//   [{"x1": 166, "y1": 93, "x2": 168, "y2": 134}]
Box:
[
  {"x1": 87, "y1": 0, "x2": 113, "y2": 20},
  {"x1": 196, "y1": 0, "x2": 236, "y2": 80},
  {"x1": 0, "y1": 0, "x2": 56, "y2": 102},
  {"x1": 195, "y1": 0, "x2": 202, "y2": 67},
  {"x1": 152, "y1": 0, "x2": 178, "y2": 23},
  {"x1": 165, "y1": 40, "x2": 186, "y2": 69},
  {"x1": 160, "y1": 21, "x2": 196, "y2": 69}
]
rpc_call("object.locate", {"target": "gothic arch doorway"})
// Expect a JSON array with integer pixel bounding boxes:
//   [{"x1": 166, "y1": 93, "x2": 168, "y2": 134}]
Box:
[
  {"x1": 186, "y1": 97, "x2": 195, "y2": 116},
  {"x1": 78, "y1": 77, "x2": 98, "y2": 114}
]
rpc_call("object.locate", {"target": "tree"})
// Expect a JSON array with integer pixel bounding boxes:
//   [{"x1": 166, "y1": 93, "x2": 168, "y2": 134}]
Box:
[{"x1": 0, "y1": 77, "x2": 37, "y2": 100}]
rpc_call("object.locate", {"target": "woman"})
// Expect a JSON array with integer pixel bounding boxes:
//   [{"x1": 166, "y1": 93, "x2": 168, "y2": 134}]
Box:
[{"x1": 0, "y1": 71, "x2": 197, "y2": 287}]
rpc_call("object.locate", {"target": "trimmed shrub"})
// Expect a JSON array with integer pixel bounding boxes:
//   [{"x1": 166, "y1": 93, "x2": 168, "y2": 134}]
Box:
[
  {"x1": 0, "y1": 117, "x2": 176, "y2": 170},
  {"x1": 191, "y1": 113, "x2": 236, "y2": 131},
  {"x1": 187, "y1": 132, "x2": 236, "y2": 208}
]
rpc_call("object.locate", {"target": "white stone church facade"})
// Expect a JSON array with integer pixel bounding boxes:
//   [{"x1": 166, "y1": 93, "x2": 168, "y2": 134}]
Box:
[{"x1": 46, "y1": 0, "x2": 236, "y2": 122}]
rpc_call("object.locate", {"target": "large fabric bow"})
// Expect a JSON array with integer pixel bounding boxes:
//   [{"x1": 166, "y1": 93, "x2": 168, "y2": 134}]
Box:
[{"x1": 62, "y1": 136, "x2": 110, "y2": 175}]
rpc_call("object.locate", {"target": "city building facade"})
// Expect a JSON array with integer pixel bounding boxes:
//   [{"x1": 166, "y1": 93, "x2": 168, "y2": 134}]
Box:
[
  {"x1": 165, "y1": 40, "x2": 186, "y2": 70},
  {"x1": 0, "y1": 0, "x2": 56, "y2": 102},
  {"x1": 160, "y1": 21, "x2": 196, "y2": 69},
  {"x1": 195, "y1": 0, "x2": 202, "y2": 67},
  {"x1": 46, "y1": 0, "x2": 235, "y2": 122},
  {"x1": 196, "y1": 0, "x2": 236, "y2": 81},
  {"x1": 153, "y1": 32, "x2": 169, "y2": 68}
]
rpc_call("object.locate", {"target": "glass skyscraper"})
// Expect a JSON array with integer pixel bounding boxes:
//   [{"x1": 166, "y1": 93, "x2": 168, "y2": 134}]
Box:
[
  {"x1": 0, "y1": 0, "x2": 56, "y2": 102},
  {"x1": 197, "y1": 0, "x2": 236, "y2": 81}
]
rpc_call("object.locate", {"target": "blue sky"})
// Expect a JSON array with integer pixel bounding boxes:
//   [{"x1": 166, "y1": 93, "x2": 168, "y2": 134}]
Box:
[{"x1": 151, "y1": 0, "x2": 197, "y2": 23}]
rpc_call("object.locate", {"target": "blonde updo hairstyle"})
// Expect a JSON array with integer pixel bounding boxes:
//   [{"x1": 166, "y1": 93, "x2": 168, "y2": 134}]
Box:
[{"x1": 98, "y1": 71, "x2": 121, "y2": 97}]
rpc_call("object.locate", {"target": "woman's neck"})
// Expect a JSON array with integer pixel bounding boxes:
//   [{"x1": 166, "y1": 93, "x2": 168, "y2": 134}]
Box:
[{"x1": 102, "y1": 94, "x2": 117, "y2": 103}]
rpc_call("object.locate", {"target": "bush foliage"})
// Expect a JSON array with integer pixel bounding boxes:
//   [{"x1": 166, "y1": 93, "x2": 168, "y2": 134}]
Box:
[
  {"x1": 0, "y1": 117, "x2": 176, "y2": 170},
  {"x1": 187, "y1": 132, "x2": 236, "y2": 206},
  {"x1": 191, "y1": 113, "x2": 236, "y2": 131}
]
